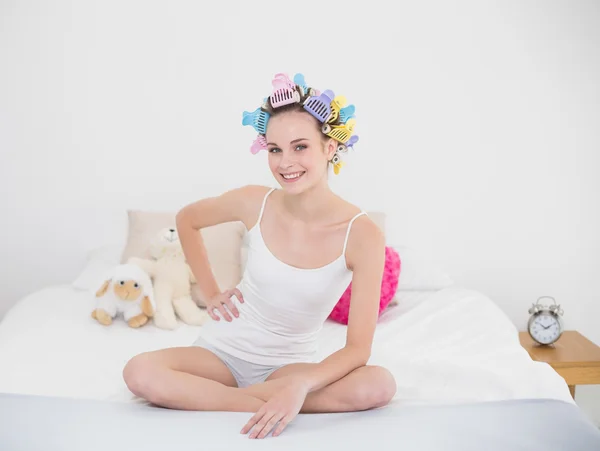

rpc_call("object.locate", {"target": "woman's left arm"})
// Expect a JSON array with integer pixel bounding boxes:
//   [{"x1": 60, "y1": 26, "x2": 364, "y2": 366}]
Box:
[{"x1": 299, "y1": 218, "x2": 386, "y2": 393}]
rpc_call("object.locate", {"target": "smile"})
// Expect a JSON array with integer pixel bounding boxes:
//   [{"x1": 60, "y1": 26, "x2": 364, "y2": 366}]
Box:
[{"x1": 280, "y1": 171, "x2": 305, "y2": 182}]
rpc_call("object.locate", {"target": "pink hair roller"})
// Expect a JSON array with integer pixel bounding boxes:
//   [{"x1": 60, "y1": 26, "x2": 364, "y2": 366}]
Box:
[
  {"x1": 269, "y1": 73, "x2": 300, "y2": 108},
  {"x1": 250, "y1": 135, "x2": 267, "y2": 154}
]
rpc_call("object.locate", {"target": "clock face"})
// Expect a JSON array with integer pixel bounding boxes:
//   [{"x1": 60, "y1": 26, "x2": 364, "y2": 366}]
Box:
[{"x1": 529, "y1": 313, "x2": 561, "y2": 344}]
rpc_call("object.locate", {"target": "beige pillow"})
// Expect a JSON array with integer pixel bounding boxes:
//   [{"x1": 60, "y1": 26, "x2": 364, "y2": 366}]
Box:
[{"x1": 120, "y1": 210, "x2": 246, "y2": 307}]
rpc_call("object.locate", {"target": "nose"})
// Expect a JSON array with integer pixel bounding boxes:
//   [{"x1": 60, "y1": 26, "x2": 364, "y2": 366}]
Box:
[{"x1": 279, "y1": 152, "x2": 295, "y2": 168}]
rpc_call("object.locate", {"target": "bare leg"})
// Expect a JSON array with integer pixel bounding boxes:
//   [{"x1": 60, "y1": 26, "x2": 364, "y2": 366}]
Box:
[
  {"x1": 241, "y1": 364, "x2": 397, "y2": 413},
  {"x1": 123, "y1": 347, "x2": 264, "y2": 412}
]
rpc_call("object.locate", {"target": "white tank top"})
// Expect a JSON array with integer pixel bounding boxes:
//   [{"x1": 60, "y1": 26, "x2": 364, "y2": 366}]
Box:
[{"x1": 197, "y1": 188, "x2": 366, "y2": 366}]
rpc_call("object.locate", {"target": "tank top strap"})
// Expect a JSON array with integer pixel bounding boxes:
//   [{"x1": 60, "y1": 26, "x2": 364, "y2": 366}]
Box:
[
  {"x1": 256, "y1": 187, "x2": 276, "y2": 225},
  {"x1": 342, "y1": 211, "x2": 367, "y2": 256}
]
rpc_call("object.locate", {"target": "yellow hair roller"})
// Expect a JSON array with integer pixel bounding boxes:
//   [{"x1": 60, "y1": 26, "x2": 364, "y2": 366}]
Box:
[
  {"x1": 321, "y1": 118, "x2": 356, "y2": 144},
  {"x1": 327, "y1": 95, "x2": 347, "y2": 124}
]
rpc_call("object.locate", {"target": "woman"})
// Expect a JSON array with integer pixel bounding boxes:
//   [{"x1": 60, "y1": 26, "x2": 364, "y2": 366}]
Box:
[{"x1": 123, "y1": 73, "x2": 397, "y2": 439}]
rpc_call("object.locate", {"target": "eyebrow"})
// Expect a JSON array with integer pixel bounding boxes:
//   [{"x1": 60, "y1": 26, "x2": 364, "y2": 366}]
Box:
[{"x1": 266, "y1": 138, "x2": 308, "y2": 147}]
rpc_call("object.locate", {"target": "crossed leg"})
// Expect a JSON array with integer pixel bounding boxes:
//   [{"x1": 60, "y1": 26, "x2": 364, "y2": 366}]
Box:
[
  {"x1": 244, "y1": 363, "x2": 397, "y2": 413},
  {"x1": 123, "y1": 347, "x2": 264, "y2": 412},
  {"x1": 123, "y1": 347, "x2": 396, "y2": 414}
]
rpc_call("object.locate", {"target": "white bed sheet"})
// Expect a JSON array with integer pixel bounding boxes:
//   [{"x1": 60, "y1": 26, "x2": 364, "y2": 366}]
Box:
[{"x1": 0, "y1": 283, "x2": 574, "y2": 406}]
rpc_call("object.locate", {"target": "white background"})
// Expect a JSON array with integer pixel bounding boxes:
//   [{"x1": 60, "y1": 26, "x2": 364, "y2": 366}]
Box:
[{"x1": 1, "y1": 0, "x2": 599, "y2": 424}]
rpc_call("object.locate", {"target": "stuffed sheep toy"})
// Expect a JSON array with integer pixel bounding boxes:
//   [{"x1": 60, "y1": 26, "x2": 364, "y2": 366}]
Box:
[
  {"x1": 128, "y1": 227, "x2": 209, "y2": 330},
  {"x1": 93, "y1": 263, "x2": 155, "y2": 328}
]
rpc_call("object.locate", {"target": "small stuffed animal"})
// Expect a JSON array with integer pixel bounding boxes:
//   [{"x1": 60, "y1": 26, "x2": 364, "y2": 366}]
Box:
[
  {"x1": 128, "y1": 227, "x2": 209, "y2": 330},
  {"x1": 92, "y1": 263, "x2": 155, "y2": 328}
]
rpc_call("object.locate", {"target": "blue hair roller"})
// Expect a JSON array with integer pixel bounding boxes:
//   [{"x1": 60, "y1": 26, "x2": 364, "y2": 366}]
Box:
[
  {"x1": 339, "y1": 104, "x2": 355, "y2": 124},
  {"x1": 294, "y1": 73, "x2": 308, "y2": 95},
  {"x1": 242, "y1": 106, "x2": 270, "y2": 134}
]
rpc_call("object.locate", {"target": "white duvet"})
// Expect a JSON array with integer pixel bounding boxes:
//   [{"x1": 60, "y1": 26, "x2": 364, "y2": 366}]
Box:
[{"x1": 0, "y1": 283, "x2": 573, "y2": 406}]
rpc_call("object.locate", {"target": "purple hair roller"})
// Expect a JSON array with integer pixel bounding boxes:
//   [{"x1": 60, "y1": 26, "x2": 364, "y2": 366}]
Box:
[{"x1": 303, "y1": 89, "x2": 335, "y2": 123}]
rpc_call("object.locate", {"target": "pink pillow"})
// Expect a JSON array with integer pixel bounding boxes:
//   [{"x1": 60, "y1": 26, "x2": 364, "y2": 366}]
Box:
[{"x1": 328, "y1": 246, "x2": 401, "y2": 325}]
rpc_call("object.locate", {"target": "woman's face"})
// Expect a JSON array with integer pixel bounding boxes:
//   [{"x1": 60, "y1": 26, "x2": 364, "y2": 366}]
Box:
[{"x1": 265, "y1": 110, "x2": 336, "y2": 194}]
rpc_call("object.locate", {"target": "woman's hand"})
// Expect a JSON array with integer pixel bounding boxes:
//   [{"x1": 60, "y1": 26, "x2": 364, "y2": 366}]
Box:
[
  {"x1": 205, "y1": 288, "x2": 244, "y2": 322},
  {"x1": 240, "y1": 377, "x2": 309, "y2": 439}
]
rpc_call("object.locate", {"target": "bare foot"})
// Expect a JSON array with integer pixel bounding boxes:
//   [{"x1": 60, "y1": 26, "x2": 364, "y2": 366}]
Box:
[{"x1": 92, "y1": 308, "x2": 113, "y2": 326}]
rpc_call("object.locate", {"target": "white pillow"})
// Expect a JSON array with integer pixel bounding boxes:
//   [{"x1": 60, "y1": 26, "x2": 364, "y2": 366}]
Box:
[
  {"x1": 391, "y1": 245, "x2": 454, "y2": 291},
  {"x1": 72, "y1": 244, "x2": 122, "y2": 292}
]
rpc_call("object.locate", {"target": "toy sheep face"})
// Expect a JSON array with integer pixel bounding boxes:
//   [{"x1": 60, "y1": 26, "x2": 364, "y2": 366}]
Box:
[
  {"x1": 96, "y1": 278, "x2": 143, "y2": 301},
  {"x1": 113, "y1": 279, "x2": 142, "y2": 301}
]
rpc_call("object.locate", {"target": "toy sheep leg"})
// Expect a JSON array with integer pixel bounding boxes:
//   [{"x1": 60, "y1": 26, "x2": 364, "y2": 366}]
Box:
[
  {"x1": 153, "y1": 280, "x2": 178, "y2": 330},
  {"x1": 124, "y1": 304, "x2": 148, "y2": 328},
  {"x1": 92, "y1": 280, "x2": 118, "y2": 326},
  {"x1": 173, "y1": 295, "x2": 209, "y2": 326}
]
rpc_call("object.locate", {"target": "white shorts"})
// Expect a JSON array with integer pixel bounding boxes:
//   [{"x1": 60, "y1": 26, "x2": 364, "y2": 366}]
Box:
[{"x1": 192, "y1": 337, "x2": 284, "y2": 388}]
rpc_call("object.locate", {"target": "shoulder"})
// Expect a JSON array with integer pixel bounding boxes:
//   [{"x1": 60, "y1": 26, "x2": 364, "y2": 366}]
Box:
[
  {"x1": 222, "y1": 184, "x2": 274, "y2": 229},
  {"x1": 218, "y1": 184, "x2": 272, "y2": 197},
  {"x1": 229, "y1": 184, "x2": 273, "y2": 203},
  {"x1": 344, "y1": 212, "x2": 386, "y2": 272},
  {"x1": 176, "y1": 184, "x2": 274, "y2": 231}
]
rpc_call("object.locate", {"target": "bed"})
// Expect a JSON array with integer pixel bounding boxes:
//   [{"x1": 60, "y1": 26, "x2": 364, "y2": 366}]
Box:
[{"x1": 1, "y1": 244, "x2": 599, "y2": 449}]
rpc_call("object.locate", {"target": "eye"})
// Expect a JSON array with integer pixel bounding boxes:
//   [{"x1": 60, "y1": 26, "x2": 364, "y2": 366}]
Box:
[
  {"x1": 268, "y1": 147, "x2": 281, "y2": 153},
  {"x1": 119, "y1": 281, "x2": 125, "y2": 285},
  {"x1": 295, "y1": 144, "x2": 307, "y2": 151},
  {"x1": 134, "y1": 283, "x2": 139, "y2": 288}
]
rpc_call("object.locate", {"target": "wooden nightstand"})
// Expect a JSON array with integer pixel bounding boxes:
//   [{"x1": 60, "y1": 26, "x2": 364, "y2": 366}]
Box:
[{"x1": 519, "y1": 330, "x2": 600, "y2": 398}]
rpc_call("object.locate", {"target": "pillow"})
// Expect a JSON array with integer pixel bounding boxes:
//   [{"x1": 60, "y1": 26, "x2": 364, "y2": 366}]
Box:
[
  {"x1": 119, "y1": 210, "x2": 246, "y2": 306},
  {"x1": 328, "y1": 246, "x2": 401, "y2": 325},
  {"x1": 391, "y1": 245, "x2": 453, "y2": 291},
  {"x1": 72, "y1": 244, "x2": 123, "y2": 292}
]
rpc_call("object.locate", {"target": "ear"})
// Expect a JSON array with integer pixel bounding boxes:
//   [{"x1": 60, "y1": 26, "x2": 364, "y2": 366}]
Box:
[
  {"x1": 325, "y1": 138, "x2": 337, "y2": 161},
  {"x1": 140, "y1": 296, "x2": 154, "y2": 317},
  {"x1": 95, "y1": 280, "x2": 110, "y2": 297}
]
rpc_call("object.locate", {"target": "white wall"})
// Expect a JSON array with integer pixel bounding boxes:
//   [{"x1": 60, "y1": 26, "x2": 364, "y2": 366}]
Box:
[{"x1": 1, "y1": 0, "x2": 599, "y2": 423}]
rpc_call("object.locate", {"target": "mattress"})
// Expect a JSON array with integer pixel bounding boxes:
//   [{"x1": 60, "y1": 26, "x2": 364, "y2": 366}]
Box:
[
  {"x1": 0, "y1": 283, "x2": 574, "y2": 405},
  {"x1": 1, "y1": 393, "x2": 599, "y2": 451}
]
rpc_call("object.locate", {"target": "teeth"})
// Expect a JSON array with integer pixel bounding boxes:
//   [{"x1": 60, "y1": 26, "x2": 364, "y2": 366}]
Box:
[{"x1": 282, "y1": 172, "x2": 303, "y2": 179}]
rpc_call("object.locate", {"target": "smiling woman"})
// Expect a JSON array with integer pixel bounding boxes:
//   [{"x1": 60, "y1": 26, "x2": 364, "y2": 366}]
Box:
[
  {"x1": 122, "y1": 72, "x2": 392, "y2": 440},
  {"x1": 265, "y1": 109, "x2": 332, "y2": 190}
]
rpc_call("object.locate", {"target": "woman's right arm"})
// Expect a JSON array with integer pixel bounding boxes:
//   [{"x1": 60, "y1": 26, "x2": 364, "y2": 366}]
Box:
[{"x1": 175, "y1": 185, "x2": 269, "y2": 321}]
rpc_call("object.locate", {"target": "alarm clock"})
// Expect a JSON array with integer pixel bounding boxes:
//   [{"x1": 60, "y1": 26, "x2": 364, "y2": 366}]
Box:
[{"x1": 527, "y1": 296, "x2": 564, "y2": 345}]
